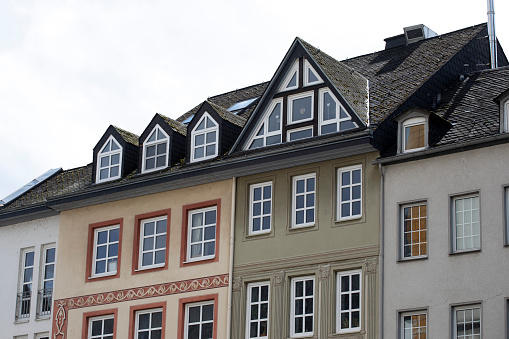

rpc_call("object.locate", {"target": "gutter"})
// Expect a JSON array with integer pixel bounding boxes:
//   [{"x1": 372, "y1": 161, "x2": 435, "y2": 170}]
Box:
[
  {"x1": 378, "y1": 163, "x2": 385, "y2": 339},
  {"x1": 227, "y1": 177, "x2": 236, "y2": 339}
]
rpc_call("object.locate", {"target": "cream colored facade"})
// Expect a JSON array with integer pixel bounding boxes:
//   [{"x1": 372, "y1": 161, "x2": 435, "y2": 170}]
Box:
[{"x1": 53, "y1": 179, "x2": 233, "y2": 339}]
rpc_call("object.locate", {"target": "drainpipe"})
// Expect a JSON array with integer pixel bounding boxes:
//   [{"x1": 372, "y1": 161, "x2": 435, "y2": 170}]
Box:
[
  {"x1": 378, "y1": 163, "x2": 385, "y2": 339},
  {"x1": 487, "y1": 0, "x2": 498, "y2": 69},
  {"x1": 226, "y1": 177, "x2": 237, "y2": 339}
]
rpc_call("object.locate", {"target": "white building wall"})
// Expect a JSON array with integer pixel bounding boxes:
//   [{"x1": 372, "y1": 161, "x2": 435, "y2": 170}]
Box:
[
  {"x1": 0, "y1": 215, "x2": 59, "y2": 339},
  {"x1": 382, "y1": 143, "x2": 509, "y2": 338}
]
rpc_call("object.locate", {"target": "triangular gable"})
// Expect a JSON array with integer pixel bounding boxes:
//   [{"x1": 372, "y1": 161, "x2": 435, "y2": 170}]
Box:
[{"x1": 231, "y1": 37, "x2": 368, "y2": 152}]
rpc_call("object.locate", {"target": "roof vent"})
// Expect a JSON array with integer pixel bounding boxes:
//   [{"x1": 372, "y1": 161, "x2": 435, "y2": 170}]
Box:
[{"x1": 404, "y1": 24, "x2": 438, "y2": 44}]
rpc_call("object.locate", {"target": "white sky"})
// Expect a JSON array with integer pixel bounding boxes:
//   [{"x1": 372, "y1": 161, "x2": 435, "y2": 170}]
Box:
[{"x1": 1, "y1": 0, "x2": 508, "y2": 200}]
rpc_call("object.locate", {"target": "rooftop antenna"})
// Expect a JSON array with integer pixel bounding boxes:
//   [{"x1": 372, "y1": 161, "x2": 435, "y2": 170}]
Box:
[{"x1": 487, "y1": 0, "x2": 498, "y2": 69}]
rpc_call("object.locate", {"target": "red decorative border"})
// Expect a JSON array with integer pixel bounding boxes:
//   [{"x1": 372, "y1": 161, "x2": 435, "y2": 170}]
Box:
[{"x1": 52, "y1": 273, "x2": 228, "y2": 339}]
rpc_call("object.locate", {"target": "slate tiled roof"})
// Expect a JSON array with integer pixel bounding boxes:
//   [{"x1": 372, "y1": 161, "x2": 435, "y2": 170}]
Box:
[
  {"x1": 207, "y1": 100, "x2": 247, "y2": 127},
  {"x1": 158, "y1": 113, "x2": 187, "y2": 136},
  {"x1": 299, "y1": 38, "x2": 369, "y2": 124},
  {"x1": 0, "y1": 164, "x2": 92, "y2": 211},
  {"x1": 342, "y1": 24, "x2": 487, "y2": 126},
  {"x1": 113, "y1": 125, "x2": 139, "y2": 146}
]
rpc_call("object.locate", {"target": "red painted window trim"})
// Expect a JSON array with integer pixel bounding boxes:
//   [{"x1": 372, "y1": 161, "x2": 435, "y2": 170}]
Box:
[
  {"x1": 128, "y1": 301, "x2": 167, "y2": 339},
  {"x1": 180, "y1": 199, "x2": 221, "y2": 267},
  {"x1": 132, "y1": 208, "x2": 171, "y2": 275},
  {"x1": 85, "y1": 218, "x2": 123, "y2": 283},
  {"x1": 177, "y1": 294, "x2": 219, "y2": 339},
  {"x1": 82, "y1": 308, "x2": 118, "y2": 339}
]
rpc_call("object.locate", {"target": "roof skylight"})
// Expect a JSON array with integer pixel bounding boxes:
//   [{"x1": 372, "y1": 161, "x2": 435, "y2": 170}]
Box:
[{"x1": 227, "y1": 97, "x2": 259, "y2": 113}]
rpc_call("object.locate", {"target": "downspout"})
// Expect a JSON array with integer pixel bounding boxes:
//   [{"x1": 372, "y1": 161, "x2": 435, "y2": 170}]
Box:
[
  {"x1": 226, "y1": 177, "x2": 237, "y2": 339},
  {"x1": 378, "y1": 163, "x2": 385, "y2": 339},
  {"x1": 487, "y1": 0, "x2": 498, "y2": 69}
]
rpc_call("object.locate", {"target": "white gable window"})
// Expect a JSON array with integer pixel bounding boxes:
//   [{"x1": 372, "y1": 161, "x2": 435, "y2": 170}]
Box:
[
  {"x1": 279, "y1": 59, "x2": 299, "y2": 92},
  {"x1": 288, "y1": 91, "x2": 314, "y2": 125},
  {"x1": 402, "y1": 117, "x2": 426, "y2": 152},
  {"x1": 248, "y1": 99, "x2": 282, "y2": 149},
  {"x1": 191, "y1": 112, "x2": 218, "y2": 162},
  {"x1": 142, "y1": 125, "x2": 169, "y2": 173},
  {"x1": 319, "y1": 88, "x2": 358, "y2": 135},
  {"x1": 96, "y1": 136, "x2": 122, "y2": 183},
  {"x1": 304, "y1": 59, "x2": 322, "y2": 86}
]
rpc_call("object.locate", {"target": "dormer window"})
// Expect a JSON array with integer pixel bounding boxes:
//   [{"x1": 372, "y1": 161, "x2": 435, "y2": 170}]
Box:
[
  {"x1": 97, "y1": 136, "x2": 122, "y2": 183},
  {"x1": 503, "y1": 100, "x2": 509, "y2": 132},
  {"x1": 402, "y1": 117, "x2": 426, "y2": 152},
  {"x1": 248, "y1": 99, "x2": 282, "y2": 149},
  {"x1": 319, "y1": 88, "x2": 357, "y2": 134},
  {"x1": 288, "y1": 92, "x2": 314, "y2": 124},
  {"x1": 142, "y1": 125, "x2": 169, "y2": 173},
  {"x1": 191, "y1": 112, "x2": 218, "y2": 162}
]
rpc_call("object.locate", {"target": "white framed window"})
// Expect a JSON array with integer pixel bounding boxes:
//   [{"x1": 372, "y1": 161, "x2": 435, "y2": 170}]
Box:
[
  {"x1": 17, "y1": 248, "x2": 35, "y2": 319},
  {"x1": 89, "y1": 315, "x2": 115, "y2": 339},
  {"x1": 292, "y1": 173, "x2": 316, "y2": 228},
  {"x1": 318, "y1": 88, "x2": 357, "y2": 135},
  {"x1": 248, "y1": 99, "x2": 282, "y2": 149},
  {"x1": 337, "y1": 165, "x2": 362, "y2": 221},
  {"x1": 92, "y1": 225, "x2": 120, "y2": 277},
  {"x1": 185, "y1": 301, "x2": 214, "y2": 339},
  {"x1": 37, "y1": 245, "x2": 55, "y2": 317},
  {"x1": 453, "y1": 305, "x2": 481, "y2": 338},
  {"x1": 400, "y1": 311, "x2": 427, "y2": 339},
  {"x1": 279, "y1": 59, "x2": 299, "y2": 92},
  {"x1": 337, "y1": 270, "x2": 361, "y2": 333},
  {"x1": 288, "y1": 91, "x2": 314, "y2": 125},
  {"x1": 402, "y1": 117, "x2": 426, "y2": 152},
  {"x1": 142, "y1": 125, "x2": 169, "y2": 173},
  {"x1": 401, "y1": 204, "x2": 427, "y2": 259},
  {"x1": 96, "y1": 135, "x2": 122, "y2": 183},
  {"x1": 505, "y1": 187, "x2": 509, "y2": 245},
  {"x1": 187, "y1": 206, "x2": 217, "y2": 262},
  {"x1": 303, "y1": 59, "x2": 322, "y2": 86},
  {"x1": 503, "y1": 100, "x2": 509, "y2": 132},
  {"x1": 135, "y1": 308, "x2": 163, "y2": 339},
  {"x1": 191, "y1": 112, "x2": 218, "y2": 162},
  {"x1": 246, "y1": 282, "x2": 270, "y2": 339},
  {"x1": 35, "y1": 334, "x2": 50, "y2": 339},
  {"x1": 249, "y1": 182, "x2": 272, "y2": 235},
  {"x1": 139, "y1": 216, "x2": 167, "y2": 269},
  {"x1": 290, "y1": 276, "x2": 314, "y2": 337},
  {"x1": 452, "y1": 195, "x2": 480, "y2": 252},
  {"x1": 287, "y1": 126, "x2": 313, "y2": 142}
]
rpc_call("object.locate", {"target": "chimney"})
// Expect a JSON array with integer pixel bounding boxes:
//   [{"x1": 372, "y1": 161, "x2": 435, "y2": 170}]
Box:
[{"x1": 487, "y1": 0, "x2": 498, "y2": 69}]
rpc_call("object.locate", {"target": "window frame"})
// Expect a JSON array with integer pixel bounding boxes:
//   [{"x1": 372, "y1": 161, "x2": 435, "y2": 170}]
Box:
[
  {"x1": 17, "y1": 247, "x2": 35, "y2": 320},
  {"x1": 142, "y1": 124, "x2": 170, "y2": 174},
  {"x1": 128, "y1": 302, "x2": 166, "y2": 339},
  {"x1": 402, "y1": 117, "x2": 426, "y2": 153},
  {"x1": 86, "y1": 219, "x2": 123, "y2": 282},
  {"x1": 290, "y1": 276, "x2": 315, "y2": 338},
  {"x1": 249, "y1": 182, "x2": 273, "y2": 235},
  {"x1": 247, "y1": 99, "x2": 283, "y2": 150},
  {"x1": 318, "y1": 88, "x2": 354, "y2": 135},
  {"x1": 291, "y1": 173, "x2": 316, "y2": 229},
  {"x1": 279, "y1": 59, "x2": 299, "y2": 92},
  {"x1": 287, "y1": 126, "x2": 314, "y2": 142},
  {"x1": 399, "y1": 310, "x2": 427, "y2": 339},
  {"x1": 451, "y1": 194, "x2": 481, "y2": 253},
  {"x1": 303, "y1": 59, "x2": 322, "y2": 86},
  {"x1": 177, "y1": 294, "x2": 218, "y2": 339},
  {"x1": 245, "y1": 281, "x2": 270, "y2": 339},
  {"x1": 96, "y1": 135, "x2": 123, "y2": 183},
  {"x1": 505, "y1": 187, "x2": 509, "y2": 246},
  {"x1": 336, "y1": 270, "x2": 362, "y2": 334},
  {"x1": 400, "y1": 203, "x2": 428, "y2": 260},
  {"x1": 190, "y1": 112, "x2": 219, "y2": 163},
  {"x1": 337, "y1": 165, "x2": 363, "y2": 221},
  {"x1": 138, "y1": 217, "x2": 167, "y2": 270},
  {"x1": 452, "y1": 304, "x2": 482, "y2": 339},
  {"x1": 503, "y1": 99, "x2": 509, "y2": 132},
  {"x1": 83, "y1": 309, "x2": 118, "y2": 339},
  {"x1": 287, "y1": 91, "x2": 314, "y2": 125},
  {"x1": 37, "y1": 244, "x2": 56, "y2": 318}
]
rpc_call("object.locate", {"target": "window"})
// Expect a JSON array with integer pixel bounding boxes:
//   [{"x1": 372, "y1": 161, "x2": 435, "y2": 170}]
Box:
[
  {"x1": 35, "y1": 333, "x2": 50, "y2": 339},
  {"x1": 337, "y1": 270, "x2": 361, "y2": 333},
  {"x1": 287, "y1": 127, "x2": 313, "y2": 142},
  {"x1": 249, "y1": 182, "x2": 272, "y2": 235},
  {"x1": 503, "y1": 100, "x2": 509, "y2": 132},
  {"x1": 139, "y1": 216, "x2": 167, "y2": 270},
  {"x1": 401, "y1": 204, "x2": 427, "y2": 259},
  {"x1": 16, "y1": 248, "x2": 34, "y2": 319},
  {"x1": 185, "y1": 301, "x2": 215, "y2": 339},
  {"x1": 191, "y1": 113, "x2": 218, "y2": 162},
  {"x1": 187, "y1": 207, "x2": 217, "y2": 262},
  {"x1": 402, "y1": 117, "x2": 426, "y2": 152},
  {"x1": 92, "y1": 225, "x2": 120, "y2": 277},
  {"x1": 290, "y1": 276, "x2": 314, "y2": 337},
  {"x1": 279, "y1": 59, "x2": 299, "y2": 92},
  {"x1": 337, "y1": 165, "x2": 362, "y2": 221},
  {"x1": 319, "y1": 88, "x2": 357, "y2": 135},
  {"x1": 246, "y1": 282, "x2": 269, "y2": 339},
  {"x1": 303, "y1": 59, "x2": 322, "y2": 86},
  {"x1": 97, "y1": 136, "x2": 122, "y2": 183},
  {"x1": 453, "y1": 305, "x2": 481, "y2": 338},
  {"x1": 143, "y1": 125, "x2": 169, "y2": 173},
  {"x1": 248, "y1": 100, "x2": 282, "y2": 149},
  {"x1": 89, "y1": 315, "x2": 115, "y2": 339},
  {"x1": 292, "y1": 173, "x2": 316, "y2": 228},
  {"x1": 135, "y1": 308, "x2": 163, "y2": 339},
  {"x1": 288, "y1": 92, "x2": 314, "y2": 124},
  {"x1": 452, "y1": 195, "x2": 480, "y2": 252},
  {"x1": 37, "y1": 245, "x2": 55, "y2": 317},
  {"x1": 400, "y1": 312, "x2": 427, "y2": 339}
]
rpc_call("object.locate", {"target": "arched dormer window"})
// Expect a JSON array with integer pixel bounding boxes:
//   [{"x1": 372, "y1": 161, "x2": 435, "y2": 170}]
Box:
[
  {"x1": 402, "y1": 117, "x2": 426, "y2": 152},
  {"x1": 142, "y1": 125, "x2": 169, "y2": 173},
  {"x1": 96, "y1": 136, "x2": 122, "y2": 183},
  {"x1": 191, "y1": 112, "x2": 218, "y2": 162},
  {"x1": 248, "y1": 99, "x2": 282, "y2": 149}
]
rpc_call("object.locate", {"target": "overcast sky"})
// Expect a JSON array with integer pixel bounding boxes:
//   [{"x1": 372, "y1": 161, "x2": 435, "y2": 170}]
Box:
[{"x1": 1, "y1": 0, "x2": 508, "y2": 200}]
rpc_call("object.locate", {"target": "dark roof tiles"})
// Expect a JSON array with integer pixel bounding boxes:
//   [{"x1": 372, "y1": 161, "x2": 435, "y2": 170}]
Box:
[
  {"x1": 158, "y1": 113, "x2": 187, "y2": 136},
  {"x1": 207, "y1": 100, "x2": 247, "y2": 127},
  {"x1": 113, "y1": 125, "x2": 139, "y2": 146}
]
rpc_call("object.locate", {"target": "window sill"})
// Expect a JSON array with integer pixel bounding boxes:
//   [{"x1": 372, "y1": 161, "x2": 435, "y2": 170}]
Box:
[
  {"x1": 87, "y1": 272, "x2": 119, "y2": 282},
  {"x1": 182, "y1": 255, "x2": 216, "y2": 267},
  {"x1": 35, "y1": 315, "x2": 51, "y2": 321},
  {"x1": 450, "y1": 248, "x2": 481, "y2": 256},
  {"x1": 328, "y1": 329, "x2": 365, "y2": 338},
  {"x1": 14, "y1": 318, "x2": 30, "y2": 324},
  {"x1": 133, "y1": 264, "x2": 167, "y2": 275},
  {"x1": 288, "y1": 223, "x2": 317, "y2": 234},
  {"x1": 398, "y1": 255, "x2": 428, "y2": 262}
]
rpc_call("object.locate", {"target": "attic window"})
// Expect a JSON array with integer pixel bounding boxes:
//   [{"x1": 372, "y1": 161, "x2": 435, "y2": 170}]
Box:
[
  {"x1": 142, "y1": 125, "x2": 169, "y2": 173},
  {"x1": 248, "y1": 99, "x2": 282, "y2": 149},
  {"x1": 504, "y1": 100, "x2": 509, "y2": 132},
  {"x1": 304, "y1": 59, "x2": 322, "y2": 86},
  {"x1": 319, "y1": 88, "x2": 357, "y2": 134},
  {"x1": 279, "y1": 59, "x2": 299, "y2": 92},
  {"x1": 288, "y1": 92, "x2": 314, "y2": 124},
  {"x1": 227, "y1": 97, "x2": 259, "y2": 114},
  {"x1": 402, "y1": 117, "x2": 426, "y2": 152},
  {"x1": 97, "y1": 136, "x2": 122, "y2": 183},
  {"x1": 182, "y1": 114, "x2": 195, "y2": 125},
  {"x1": 191, "y1": 112, "x2": 218, "y2": 162}
]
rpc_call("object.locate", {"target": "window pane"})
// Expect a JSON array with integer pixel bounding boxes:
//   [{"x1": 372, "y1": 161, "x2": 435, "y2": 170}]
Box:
[
  {"x1": 291, "y1": 96, "x2": 312, "y2": 122},
  {"x1": 323, "y1": 92, "x2": 336, "y2": 120},
  {"x1": 405, "y1": 123, "x2": 425, "y2": 150},
  {"x1": 268, "y1": 104, "x2": 281, "y2": 132},
  {"x1": 146, "y1": 145, "x2": 156, "y2": 157}
]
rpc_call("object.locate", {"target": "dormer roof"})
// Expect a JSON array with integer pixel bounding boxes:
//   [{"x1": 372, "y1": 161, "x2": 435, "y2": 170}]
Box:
[
  {"x1": 112, "y1": 125, "x2": 139, "y2": 146},
  {"x1": 158, "y1": 113, "x2": 187, "y2": 136},
  {"x1": 207, "y1": 100, "x2": 247, "y2": 127}
]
